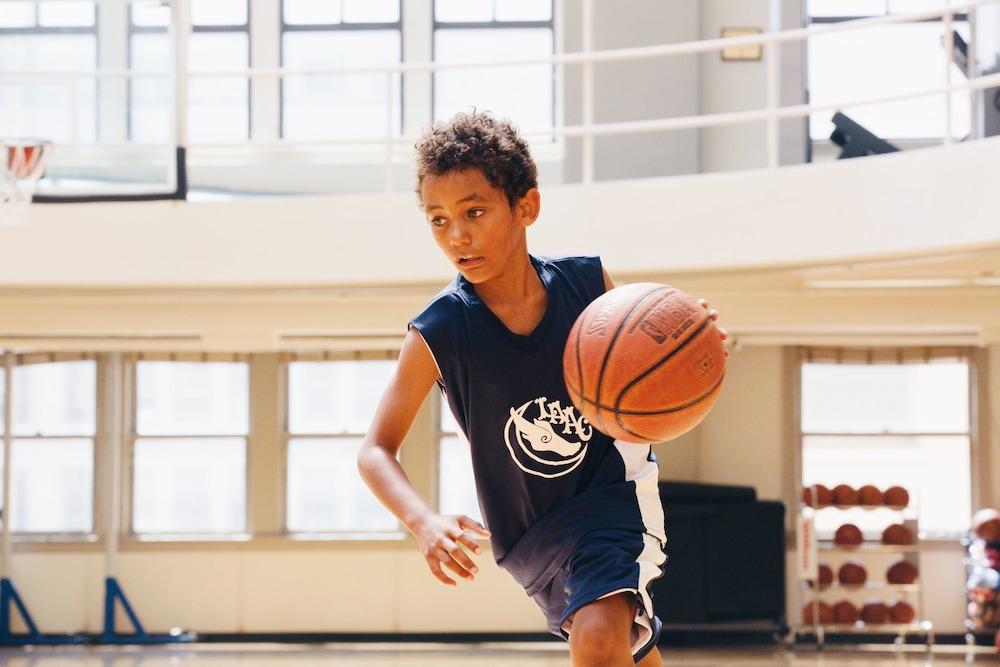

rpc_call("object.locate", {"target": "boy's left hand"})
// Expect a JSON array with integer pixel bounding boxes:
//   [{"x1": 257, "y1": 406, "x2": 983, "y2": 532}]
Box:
[{"x1": 697, "y1": 298, "x2": 729, "y2": 359}]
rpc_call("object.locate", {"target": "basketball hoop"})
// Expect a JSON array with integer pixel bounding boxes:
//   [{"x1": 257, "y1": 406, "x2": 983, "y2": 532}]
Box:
[{"x1": 0, "y1": 139, "x2": 52, "y2": 226}]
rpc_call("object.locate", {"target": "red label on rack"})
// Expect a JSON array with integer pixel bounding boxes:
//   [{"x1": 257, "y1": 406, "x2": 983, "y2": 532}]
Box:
[{"x1": 798, "y1": 511, "x2": 818, "y2": 581}]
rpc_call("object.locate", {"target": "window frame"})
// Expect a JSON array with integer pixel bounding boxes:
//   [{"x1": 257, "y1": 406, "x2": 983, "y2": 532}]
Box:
[
  {"x1": 278, "y1": 0, "x2": 405, "y2": 141},
  {"x1": 431, "y1": 0, "x2": 556, "y2": 138},
  {"x1": 127, "y1": 0, "x2": 252, "y2": 142},
  {"x1": 124, "y1": 355, "x2": 252, "y2": 540},
  {"x1": 792, "y1": 346, "x2": 981, "y2": 542},
  {"x1": 281, "y1": 352, "x2": 406, "y2": 540},
  {"x1": 1, "y1": 352, "x2": 100, "y2": 542},
  {"x1": 805, "y1": 4, "x2": 972, "y2": 148},
  {"x1": 0, "y1": 3, "x2": 100, "y2": 142}
]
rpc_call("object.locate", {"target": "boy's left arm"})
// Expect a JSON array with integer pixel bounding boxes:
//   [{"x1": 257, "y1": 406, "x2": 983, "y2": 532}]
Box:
[{"x1": 600, "y1": 266, "x2": 729, "y2": 355}]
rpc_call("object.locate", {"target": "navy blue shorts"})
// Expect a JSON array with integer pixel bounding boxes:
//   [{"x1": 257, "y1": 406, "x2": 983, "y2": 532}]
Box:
[{"x1": 530, "y1": 527, "x2": 667, "y2": 660}]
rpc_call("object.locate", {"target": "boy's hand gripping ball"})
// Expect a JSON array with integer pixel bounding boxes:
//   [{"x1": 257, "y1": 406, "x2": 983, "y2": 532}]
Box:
[{"x1": 563, "y1": 283, "x2": 727, "y2": 444}]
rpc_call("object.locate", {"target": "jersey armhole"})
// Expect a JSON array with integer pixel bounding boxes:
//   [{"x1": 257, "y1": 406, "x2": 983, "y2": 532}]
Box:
[{"x1": 407, "y1": 322, "x2": 445, "y2": 387}]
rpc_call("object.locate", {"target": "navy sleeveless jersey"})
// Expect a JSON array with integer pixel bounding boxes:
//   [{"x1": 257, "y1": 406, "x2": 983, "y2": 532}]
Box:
[{"x1": 410, "y1": 255, "x2": 666, "y2": 596}]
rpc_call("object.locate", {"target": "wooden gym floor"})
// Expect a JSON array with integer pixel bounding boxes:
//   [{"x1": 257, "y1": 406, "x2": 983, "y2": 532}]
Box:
[{"x1": 0, "y1": 644, "x2": 995, "y2": 666}]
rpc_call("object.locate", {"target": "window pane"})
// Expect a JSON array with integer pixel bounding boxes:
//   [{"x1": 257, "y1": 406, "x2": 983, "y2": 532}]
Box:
[
  {"x1": 131, "y1": 1, "x2": 170, "y2": 27},
  {"x1": 129, "y1": 32, "x2": 171, "y2": 143},
  {"x1": 439, "y1": 436, "x2": 482, "y2": 524},
  {"x1": 495, "y1": 0, "x2": 551, "y2": 22},
  {"x1": 440, "y1": 400, "x2": 459, "y2": 434},
  {"x1": 436, "y1": 0, "x2": 493, "y2": 22},
  {"x1": 282, "y1": 31, "x2": 402, "y2": 141},
  {"x1": 801, "y1": 362, "x2": 968, "y2": 433},
  {"x1": 803, "y1": 434, "x2": 970, "y2": 535},
  {"x1": 13, "y1": 361, "x2": 95, "y2": 437},
  {"x1": 888, "y1": 0, "x2": 954, "y2": 14},
  {"x1": 286, "y1": 438, "x2": 399, "y2": 532},
  {"x1": 0, "y1": 2, "x2": 35, "y2": 28},
  {"x1": 288, "y1": 360, "x2": 395, "y2": 434},
  {"x1": 188, "y1": 32, "x2": 249, "y2": 143},
  {"x1": 133, "y1": 437, "x2": 246, "y2": 533},
  {"x1": 38, "y1": 1, "x2": 95, "y2": 27},
  {"x1": 136, "y1": 362, "x2": 249, "y2": 436},
  {"x1": 434, "y1": 28, "x2": 553, "y2": 134},
  {"x1": 808, "y1": 22, "x2": 971, "y2": 139},
  {"x1": 0, "y1": 35, "x2": 97, "y2": 143},
  {"x1": 808, "y1": 0, "x2": 886, "y2": 17},
  {"x1": 342, "y1": 0, "x2": 399, "y2": 23},
  {"x1": 10, "y1": 438, "x2": 93, "y2": 532},
  {"x1": 191, "y1": 0, "x2": 246, "y2": 26},
  {"x1": 284, "y1": 0, "x2": 341, "y2": 25}
]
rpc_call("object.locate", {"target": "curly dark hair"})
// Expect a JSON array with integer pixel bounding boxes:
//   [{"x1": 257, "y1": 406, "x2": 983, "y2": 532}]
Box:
[{"x1": 414, "y1": 111, "x2": 538, "y2": 210}]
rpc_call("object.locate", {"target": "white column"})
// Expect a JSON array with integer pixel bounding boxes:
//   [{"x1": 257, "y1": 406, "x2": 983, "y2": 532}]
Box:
[
  {"x1": 581, "y1": 0, "x2": 594, "y2": 183},
  {"x1": 403, "y1": 0, "x2": 433, "y2": 139},
  {"x1": 171, "y1": 0, "x2": 191, "y2": 151},
  {"x1": 250, "y1": 0, "x2": 281, "y2": 142},
  {"x1": 1, "y1": 352, "x2": 13, "y2": 579},
  {"x1": 943, "y1": 3, "x2": 954, "y2": 146},
  {"x1": 101, "y1": 353, "x2": 123, "y2": 577},
  {"x1": 766, "y1": 0, "x2": 783, "y2": 168},
  {"x1": 97, "y1": 1, "x2": 128, "y2": 144}
]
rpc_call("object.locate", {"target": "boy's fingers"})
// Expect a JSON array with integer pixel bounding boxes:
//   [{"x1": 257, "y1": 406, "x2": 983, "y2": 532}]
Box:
[
  {"x1": 441, "y1": 553, "x2": 475, "y2": 580},
  {"x1": 458, "y1": 515, "x2": 491, "y2": 537},
  {"x1": 457, "y1": 532, "x2": 483, "y2": 555},
  {"x1": 447, "y1": 545, "x2": 478, "y2": 577},
  {"x1": 428, "y1": 560, "x2": 456, "y2": 587},
  {"x1": 709, "y1": 309, "x2": 719, "y2": 320}
]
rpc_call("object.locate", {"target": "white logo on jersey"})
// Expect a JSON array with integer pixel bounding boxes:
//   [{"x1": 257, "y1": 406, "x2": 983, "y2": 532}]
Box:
[{"x1": 503, "y1": 397, "x2": 593, "y2": 478}]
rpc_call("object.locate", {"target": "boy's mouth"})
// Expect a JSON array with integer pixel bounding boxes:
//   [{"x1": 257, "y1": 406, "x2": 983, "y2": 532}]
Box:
[{"x1": 458, "y1": 255, "x2": 485, "y2": 268}]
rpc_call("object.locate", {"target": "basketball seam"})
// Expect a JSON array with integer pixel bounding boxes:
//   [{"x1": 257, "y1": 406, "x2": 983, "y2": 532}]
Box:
[
  {"x1": 593, "y1": 286, "x2": 670, "y2": 436},
  {"x1": 613, "y1": 316, "x2": 713, "y2": 436},
  {"x1": 567, "y1": 371, "x2": 726, "y2": 416}
]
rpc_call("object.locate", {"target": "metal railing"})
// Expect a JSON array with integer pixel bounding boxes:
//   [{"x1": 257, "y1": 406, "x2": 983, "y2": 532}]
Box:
[{"x1": 1, "y1": 0, "x2": 997, "y2": 194}]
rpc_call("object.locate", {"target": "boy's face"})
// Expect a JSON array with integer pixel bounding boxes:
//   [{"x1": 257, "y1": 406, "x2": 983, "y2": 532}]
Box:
[{"x1": 420, "y1": 168, "x2": 539, "y2": 284}]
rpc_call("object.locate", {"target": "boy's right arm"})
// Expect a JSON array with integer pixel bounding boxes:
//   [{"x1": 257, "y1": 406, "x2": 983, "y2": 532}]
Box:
[{"x1": 357, "y1": 327, "x2": 490, "y2": 587}]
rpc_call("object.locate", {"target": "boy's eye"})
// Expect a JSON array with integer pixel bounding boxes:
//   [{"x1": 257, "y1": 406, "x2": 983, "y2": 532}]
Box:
[
  {"x1": 468, "y1": 208, "x2": 485, "y2": 219},
  {"x1": 429, "y1": 217, "x2": 447, "y2": 227}
]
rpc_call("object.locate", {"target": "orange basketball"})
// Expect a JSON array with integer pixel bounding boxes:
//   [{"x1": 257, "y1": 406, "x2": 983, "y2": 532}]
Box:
[{"x1": 563, "y1": 283, "x2": 727, "y2": 443}]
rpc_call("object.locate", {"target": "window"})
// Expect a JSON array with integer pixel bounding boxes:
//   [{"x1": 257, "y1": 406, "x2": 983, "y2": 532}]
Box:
[
  {"x1": 285, "y1": 357, "x2": 399, "y2": 534},
  {"x1": 807, "y1": 0, "x2": 971, "y2": 140},
  {"x1": 799, "y1": 348, "x2": 972, "y2": 537},
  {"x1": 438, "y1": 393, "x2": 482, "y2": 524},
  {"x1": 0, "y1": 1, "x2": 98, "y2": 143},
  {"x1": 129, "y1": 0, "x2": 250, "y2": 143},
  {"x1": 5, "y1": 356, "x2": 96, "y2": 534},
  {"x1": 131, "y1": 359, "x2": 249, "y2": 535},
  {"x1": 433, "y1": 0, "x2": 555, "y2": 137},
  {"x1": 280, "y1": 0, "x2": 402, "y2": 141}
]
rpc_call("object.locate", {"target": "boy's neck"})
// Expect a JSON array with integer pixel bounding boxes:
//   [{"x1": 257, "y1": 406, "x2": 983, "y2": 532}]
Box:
[{"x1": 472, "y1": 247, "x2": 544, "y2": 308}]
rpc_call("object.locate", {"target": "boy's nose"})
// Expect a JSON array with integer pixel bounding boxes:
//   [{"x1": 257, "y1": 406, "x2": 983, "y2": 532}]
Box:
[{"x1": 448, "y1": 221, "x2": 471, "y2": 246}]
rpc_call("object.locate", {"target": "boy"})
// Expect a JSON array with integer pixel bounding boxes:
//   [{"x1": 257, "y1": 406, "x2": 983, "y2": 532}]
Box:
[{"x1": 357, "y1": 112, "x2": 726, "y2": 666}]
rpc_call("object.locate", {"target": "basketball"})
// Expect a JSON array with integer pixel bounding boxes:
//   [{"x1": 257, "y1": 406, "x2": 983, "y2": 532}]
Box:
[
  {"x1": 886, "y1": 560, "x2": 918, "y2": 584},
  {"x1": 832, "y1": 484, "x2": 858, "y2": 506},
  {"x1": 882, "y1": 523, "x2": 914, "y2": 545},
  {"x1": 834, "y1": 523, "x2": 864, "y2": 546},
  {"x1": 888, "y1": 600, "x2": 916, "y2": 624},
  {"x1": 562, "y1": 282, "x2": 727, "y2": 443},
  {"x1": 838, "y1": 561, "x2": 867, "y2": 586},
  {"x1": 861, "y1": 600, "x2": 889, "y2": 624},
  {"x1": 833, "y1": 600, "x2": 860, "y2": 624}
]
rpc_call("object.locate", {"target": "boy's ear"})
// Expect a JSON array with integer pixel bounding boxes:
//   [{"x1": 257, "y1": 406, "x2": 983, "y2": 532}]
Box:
[{"x1": 517, "y1": 188, "x2": 541, "y2": 227}]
